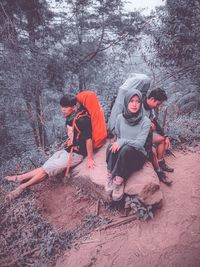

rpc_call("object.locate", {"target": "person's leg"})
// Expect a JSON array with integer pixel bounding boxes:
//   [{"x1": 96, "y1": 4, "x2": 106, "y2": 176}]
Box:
[
  {"x1": 112, "y1": 145, "x2": 146, "y2": 180},
  {"x1": 151, "y1": 146, "x2": 159, "y2": 170},
  {"x1": 152, "y1": 134, "x2": 172, "y2": 185},
  {"x1": 7, "y1": 167, "x2": 47, "y2": 200},
  {"x1": 152, "y1": 132, "x2": 165, "y2": 160},
  {"x1": 105, "y1": 144, "x2": 120, "y2": 193},
  {"x1": 19, "y1": 167, "x2": 47, "y2": 189},
  {"x1": 111, "y1": 145, "x2": 146, "y2": 201},
  {"x1": 153, "y1": 132, "x2": 174, "y2": 173},
  {"x1": 6, "y1": 151, "x2": 64, "y2": 183},
  {"x1": 106, "y1": 144, "x2": 119, "y2": 173},
  {"x1": 6, "y1": 150, "x2": 71, "y2": 201},
  {"x1": 6, "y1": 168, "x2": 41, "y2": 182}
]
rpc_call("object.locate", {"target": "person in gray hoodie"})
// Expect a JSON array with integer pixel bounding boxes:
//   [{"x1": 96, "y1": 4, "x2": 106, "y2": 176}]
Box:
[{"x1": 106, "y1": 89, "x2": 151, "y2": 201}]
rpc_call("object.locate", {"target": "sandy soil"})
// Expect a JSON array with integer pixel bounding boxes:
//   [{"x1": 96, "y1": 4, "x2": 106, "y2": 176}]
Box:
[
  {"x1": 38, "y1": 180, "x2": 114, "y2": 231},
  {"x1": 40, "y1": 146, "x2": 200, "y2": 267},
  {"x1": 39, "y1": 185, "x2": 96, "y2": 230}
]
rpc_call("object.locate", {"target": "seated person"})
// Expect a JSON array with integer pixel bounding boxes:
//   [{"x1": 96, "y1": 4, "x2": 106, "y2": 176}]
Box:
[
  {"x1": 106, "y1": 89, "x2": 151, "y2": 201},
  {"x1": 143, "y1": 88, "x2": 174, "y2": 185},
  {"x1": 6, "y1": 94, "x2": 94, "y2": 200}
]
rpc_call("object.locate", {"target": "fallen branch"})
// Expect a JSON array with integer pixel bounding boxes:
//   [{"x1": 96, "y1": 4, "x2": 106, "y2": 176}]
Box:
[
  {"x1": 96, "y1": 215, "x2": 137, "y2": 231},
  {"x1": 96, "y1": 200, "x2": 100, "y2": 216},
  {"x1": 81, "y1": 230, "x2": 101, "y2": 244},
  {"x1": 81, "y1": 238, "x2": 100, "y2": 244}
]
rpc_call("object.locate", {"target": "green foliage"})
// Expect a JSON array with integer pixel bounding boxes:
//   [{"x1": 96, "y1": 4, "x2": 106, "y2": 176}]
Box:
[
  {"x1": 54, "y1": 0, "x2": 146, "y2": 90},
  {"x1": 0, "y1": 0, "x2": 53, "y2": 45},
  {"x1": 0, "y1": 0, "x2": 146, "y2": 160},
  {"x1": 150, "y1": 0, "x2": 200, "y2": 91}
]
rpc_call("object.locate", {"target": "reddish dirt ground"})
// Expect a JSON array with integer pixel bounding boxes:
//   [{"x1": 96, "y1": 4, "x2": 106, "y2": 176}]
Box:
[
  {"x1": 39, "y1": 185, "x2": 96, "y2": 230},
  {"x1": 40, "y1": 146, "x2": 200, "y2": 267},
  {"x1": 38, "y1": 180, "x2": 115, "y2": 231}
]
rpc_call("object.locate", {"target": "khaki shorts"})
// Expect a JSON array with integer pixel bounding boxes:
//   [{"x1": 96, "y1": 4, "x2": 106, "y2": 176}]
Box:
[{"x1": 42, "y1": 149, "x2": 83, "y2": 177}]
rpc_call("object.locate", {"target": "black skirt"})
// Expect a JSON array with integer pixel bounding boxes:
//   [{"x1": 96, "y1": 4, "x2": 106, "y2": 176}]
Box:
[{"x1": 106, "y1": 144, "x2": 146, "y2": 180}]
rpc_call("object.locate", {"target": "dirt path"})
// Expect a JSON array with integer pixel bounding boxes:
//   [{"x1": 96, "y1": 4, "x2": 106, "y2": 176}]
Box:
[{"x1": 53, "y1": 147, "x2": 200, "y2": 267}]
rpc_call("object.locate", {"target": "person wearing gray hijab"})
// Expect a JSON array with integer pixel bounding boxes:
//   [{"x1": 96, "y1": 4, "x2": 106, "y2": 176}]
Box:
[
  {"x1": 106, "y1": 89, "x2": 151, "y2": 201},
  {"x1": 107, "y1": 73, "x2": 151, "y2": 133}
]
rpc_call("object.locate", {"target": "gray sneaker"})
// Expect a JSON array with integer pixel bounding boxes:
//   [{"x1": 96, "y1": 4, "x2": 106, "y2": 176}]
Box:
[
  {"x1": 105, "y1": 176, "x2": 115, "y2": 194},
  {"x1": 112, "y1": 183, "x2": 125, "y2": 201}
]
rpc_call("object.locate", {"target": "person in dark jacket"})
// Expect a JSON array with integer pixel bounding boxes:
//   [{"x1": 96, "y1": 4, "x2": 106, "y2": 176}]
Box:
[
  {"x1": 106, "y1": 89, "x2": 151, "y2": 201},
  {"x1": 143, "y1": 88, "x2": 174, "y2": 185},
  {"x1": 6, "y1": 94, "x2": 94, "y2": 200}
]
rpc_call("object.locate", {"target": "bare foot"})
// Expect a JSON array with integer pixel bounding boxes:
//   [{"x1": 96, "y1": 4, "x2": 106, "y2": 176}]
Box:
[
  {"x1": 6, "y1": 186, "x2": 24, "y2": 201},
  {"x1": 5, "y1": 175, "x2": 18, "y2": 182}
]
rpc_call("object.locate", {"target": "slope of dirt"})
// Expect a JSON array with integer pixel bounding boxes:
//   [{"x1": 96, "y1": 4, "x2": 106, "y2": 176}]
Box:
[
  {"x1": 37, "y1": 180, "x2": 118, "y2": 231},
  {"x1": 54, "y1": 146, "x2": 200, "y2": 267},
  {"x1": 38, "y1": 184, "x2": 97, "y2": 230},
  {"x1": 0, "y1": 178, "x2": 108, "y2": 267}
]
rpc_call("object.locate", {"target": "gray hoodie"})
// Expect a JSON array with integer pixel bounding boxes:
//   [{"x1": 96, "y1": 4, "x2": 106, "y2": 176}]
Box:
[{"x1": 115, "y1": 90, "x2": 151, "y2": 155}]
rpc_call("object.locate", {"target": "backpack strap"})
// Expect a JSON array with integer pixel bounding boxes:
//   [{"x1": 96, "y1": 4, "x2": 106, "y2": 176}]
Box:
[
  {"x1": 65, "y1": 110, "x2": 89, "y2": 177},
  {"x1": 65, "y1": 146, "x2": 74, "y2": 177}
]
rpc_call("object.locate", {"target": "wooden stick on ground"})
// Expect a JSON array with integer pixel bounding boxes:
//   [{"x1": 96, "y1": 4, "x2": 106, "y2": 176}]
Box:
[
  {"x1": 96, "y1": 200, "x2": 100, "y2": 216},
  {"x1": 96, "y1": 215, "x2": 137, "y2": 231}
]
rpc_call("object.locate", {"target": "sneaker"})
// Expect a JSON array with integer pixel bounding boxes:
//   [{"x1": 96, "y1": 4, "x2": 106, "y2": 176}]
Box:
[
  {"x1": 159, "y1": 159, "x2": 174, "y2": 172},
  {"x1": 105, "y1": 176, "x2": 115, "y2": 194},
  {"x1": 112, "y1": 182, "x2": 125, "y2": 201},
  {"x1": 157, "y1": 170, "x2": 172, "y2": 186}
]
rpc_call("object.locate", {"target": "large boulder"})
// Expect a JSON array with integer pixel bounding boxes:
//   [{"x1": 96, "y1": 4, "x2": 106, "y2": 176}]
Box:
[
  {"x1": 124, "y1": 161, "x2": 162, "y2": 206},
  {"x1": 70, "y1": 144, "x2": 109, "y2": 201},
  {"x1": 71, "y1": 142, "x2": 163, "y2": 206}
]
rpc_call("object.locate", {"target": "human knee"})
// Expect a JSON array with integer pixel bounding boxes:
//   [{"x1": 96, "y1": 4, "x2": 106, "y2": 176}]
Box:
[
  {"x1": 40, "y1": 167, "x2": 48, "y2": 178},
  {"x1": 33, "y1": 173, "x2": 46, "y2": 184},
  {"x1": 153, "y1": 133, "x2": 165, "y2": 145},
  {"x1": 159, "y1": 136, "x2": 165, "y2": 143},
  {"x1": 120, "y1": 145, "x2": 134, "y2": 156}
]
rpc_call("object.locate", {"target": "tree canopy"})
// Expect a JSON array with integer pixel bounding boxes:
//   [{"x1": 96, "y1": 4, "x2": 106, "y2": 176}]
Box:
[
  {"x1": 150, "y1": 0, "x2": 200, "y2": 91},
  {"x1": 0, "y1": 0, "x2": 146, "y2": 160}
]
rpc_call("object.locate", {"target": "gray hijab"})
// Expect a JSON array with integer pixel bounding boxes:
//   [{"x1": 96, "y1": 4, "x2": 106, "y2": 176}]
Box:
[
  {"x1": 123, "y1": 89, "x2": 143, "y2": 126},
  {"x1": 107, "y1": 73, "x2": 150, "y2": 131}
]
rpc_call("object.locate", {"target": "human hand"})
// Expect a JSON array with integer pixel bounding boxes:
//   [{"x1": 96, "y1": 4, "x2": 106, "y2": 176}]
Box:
[
  {"x1": 165, "y1": 136, "x2": 171, "y2": 150},
  {"x1": 110, "y1": 142, "x2": 120, "y2": 153},
  {"x1": 87, "y1": 158, "x2": 95, "y2": 168}
]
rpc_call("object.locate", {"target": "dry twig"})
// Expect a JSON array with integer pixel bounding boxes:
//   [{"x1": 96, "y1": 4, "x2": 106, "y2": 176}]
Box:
[
  {"x1": 96, "y1": 215, "x2": 137, "y2": 231},
  {"x1": 96, "y1": 200, "x2": 100, "y2": 216}
]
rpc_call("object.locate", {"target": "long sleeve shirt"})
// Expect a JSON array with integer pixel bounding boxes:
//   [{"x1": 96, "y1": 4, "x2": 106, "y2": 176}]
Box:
[{"x1": 115, "y1": 114, "x2": 151, "y2": 155}]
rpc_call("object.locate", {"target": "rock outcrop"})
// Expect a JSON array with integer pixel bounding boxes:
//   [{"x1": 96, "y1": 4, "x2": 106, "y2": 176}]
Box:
[{"x1": 71, "y1": 142, "x2": 163, "y2": 206}]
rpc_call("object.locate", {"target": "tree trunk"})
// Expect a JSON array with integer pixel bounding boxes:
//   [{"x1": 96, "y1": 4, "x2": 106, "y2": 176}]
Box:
[
  {"x1": 35, "y1": 93, "x2": 48, "y2": 150},
  {"x1": 25, "y1": 94, "x2": 48, "y2": 150},
  {"x1": 78, "y1": 67, "x2": 86, "y2": 91}
]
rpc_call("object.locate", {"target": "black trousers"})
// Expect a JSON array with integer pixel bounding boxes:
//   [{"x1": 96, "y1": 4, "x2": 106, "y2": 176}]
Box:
[{"x1": 106, "y1": 144, "x2": 146, "y2": 181}]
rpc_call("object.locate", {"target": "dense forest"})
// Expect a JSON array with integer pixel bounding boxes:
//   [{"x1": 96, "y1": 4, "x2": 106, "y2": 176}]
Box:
[
  {"x1": 0, "y1": 0, "x2": 199, "y2": 171},
  {"x1": 0, "y1": 1, "x2": 200, "y2": 267}
]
